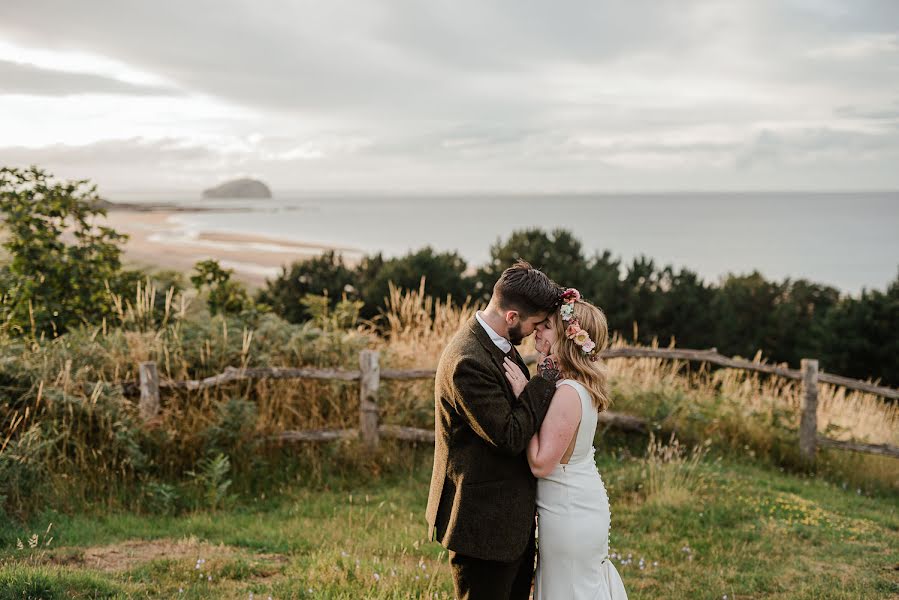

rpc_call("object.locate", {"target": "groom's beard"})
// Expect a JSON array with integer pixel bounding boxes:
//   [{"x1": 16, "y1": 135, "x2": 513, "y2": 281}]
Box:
[{"x1": 508, "y1": 323, "x2": 525, "y2": 346}]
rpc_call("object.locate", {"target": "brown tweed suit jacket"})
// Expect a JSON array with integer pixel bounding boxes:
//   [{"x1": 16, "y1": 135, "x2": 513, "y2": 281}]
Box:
[{"x1": 426, "y1": 316, "x2": 556, "y2": 562}]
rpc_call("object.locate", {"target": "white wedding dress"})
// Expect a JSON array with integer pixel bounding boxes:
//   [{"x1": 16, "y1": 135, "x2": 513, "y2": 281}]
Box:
[{"x1": 534, "y1": 379, "x2": 628, "y2": 600}]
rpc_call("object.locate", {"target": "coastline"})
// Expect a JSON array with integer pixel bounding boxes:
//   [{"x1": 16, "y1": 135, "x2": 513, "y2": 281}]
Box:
[{"x1": 101, "y1": 207, "x2": 362, "y2": 288}]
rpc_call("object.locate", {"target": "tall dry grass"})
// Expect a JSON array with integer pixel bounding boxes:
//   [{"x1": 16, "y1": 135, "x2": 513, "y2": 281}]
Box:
[
  {"x1": 364, "y1": 281, "x2": 479, "y2": 431},
  {"x1": 605, "y1": 336, "x2": 899, "y2": 490},
  {"x1": 1, "y1": 282, "x2": 897, "y2": 519},
  {"x1": 369, "y1": 280, "x2": 479, "y2": 368},
  {"x1": 607, "y1": 336, "x2": 899, "y2": 447},
  {"x1": 371, "y1": 291, "x2": 898, "y2": 491},
  {"x1": 642, "y1": 433, "x2": 711, "y2": 507}
]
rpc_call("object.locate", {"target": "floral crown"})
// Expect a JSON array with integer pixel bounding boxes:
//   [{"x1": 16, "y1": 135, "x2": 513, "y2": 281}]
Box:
[{"x1": 558, "y1": 288, "x2": 599, "y2": 361}]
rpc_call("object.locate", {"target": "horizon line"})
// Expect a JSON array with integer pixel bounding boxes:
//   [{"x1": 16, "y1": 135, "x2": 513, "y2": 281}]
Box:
[{"x1": 100, "y1": 187, "x2": 899, "y2": 197}]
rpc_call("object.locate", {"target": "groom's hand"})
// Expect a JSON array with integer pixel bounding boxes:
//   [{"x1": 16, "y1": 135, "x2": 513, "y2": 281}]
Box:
[{"x1": 537, "y1": 354, "x2": 561, "y2": 383}]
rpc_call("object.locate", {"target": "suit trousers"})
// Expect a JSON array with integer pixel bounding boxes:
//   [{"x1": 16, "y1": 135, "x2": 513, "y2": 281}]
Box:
[{"x1": 448, "y1": 522, "x2": 536, "y2": 600}]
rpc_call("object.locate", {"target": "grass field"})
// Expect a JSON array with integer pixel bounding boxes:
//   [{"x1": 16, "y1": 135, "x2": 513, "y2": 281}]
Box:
[
  {"x1": 2, "y1": 286, "x2": 897, "y2": 598},
  {"x1": 1, "y1": 447, "x2": 896, "y2": 599}
]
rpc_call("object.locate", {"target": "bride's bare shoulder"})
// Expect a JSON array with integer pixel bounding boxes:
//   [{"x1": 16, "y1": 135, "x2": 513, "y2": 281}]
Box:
[{"x1": 548, "y1": 383, "x2": 581, "y2": 414}]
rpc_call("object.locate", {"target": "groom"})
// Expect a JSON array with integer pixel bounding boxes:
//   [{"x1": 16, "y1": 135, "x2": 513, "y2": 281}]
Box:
[{"x1": 427, "y1": 260, "x2": 563, "y2": 599}]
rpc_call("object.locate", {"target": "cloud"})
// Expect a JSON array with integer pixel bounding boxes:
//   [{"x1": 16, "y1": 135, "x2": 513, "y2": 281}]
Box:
[
  {"x1": 835, "y1": 101, "x2": 899, "y2": 122},
  {"x1": 805, "y1": 32, "x2": 899, "y2": 59},
  {"x1": 0, "y1": 135, "x2": 377, "y2": 190},
  {"x1": 0, "y1": 0, "x2": 897, "y2": 190},
  {"x1": 734, "y1": 126, "x2": 899, "y2": 171},
  {"x1": 0, "y1": 60, "x2": 179, "y2": 96}
]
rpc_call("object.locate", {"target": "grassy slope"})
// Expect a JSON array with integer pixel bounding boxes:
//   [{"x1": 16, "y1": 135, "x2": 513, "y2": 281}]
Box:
[{"x1": 1, "y1": 450, "x2": 896, "y2": 600}]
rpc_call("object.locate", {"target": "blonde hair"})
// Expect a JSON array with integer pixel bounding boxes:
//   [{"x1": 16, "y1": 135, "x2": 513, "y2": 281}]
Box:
[{"x1": 547, "y1": 300, "x2": 611, "y2": 411}]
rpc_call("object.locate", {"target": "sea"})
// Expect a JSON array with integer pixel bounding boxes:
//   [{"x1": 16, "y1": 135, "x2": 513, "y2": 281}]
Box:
[{"x1": 108, "y1": 191, "x2": 899, "y2": 295}]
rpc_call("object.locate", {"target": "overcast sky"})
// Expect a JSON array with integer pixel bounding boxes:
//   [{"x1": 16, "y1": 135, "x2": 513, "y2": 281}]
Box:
[{"x1": 0, "y1": 1, "x2": 897, "y2": 193}]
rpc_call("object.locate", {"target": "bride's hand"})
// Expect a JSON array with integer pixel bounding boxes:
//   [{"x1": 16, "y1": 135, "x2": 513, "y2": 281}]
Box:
[
  {"x1": 537, "y1": 354, "x2": 561, "y2": 382},
  {"x1": 503, "y1": 357, "x2": 528, "y2": 398}
]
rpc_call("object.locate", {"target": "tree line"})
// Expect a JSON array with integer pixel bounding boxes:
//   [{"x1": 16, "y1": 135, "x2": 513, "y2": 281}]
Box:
[
  {"x1": 2, "y1": 167, "x2": 897, "y2": 387},
  {"x1": 258, "y1": 229, "x2": 899, "y2": 388}
]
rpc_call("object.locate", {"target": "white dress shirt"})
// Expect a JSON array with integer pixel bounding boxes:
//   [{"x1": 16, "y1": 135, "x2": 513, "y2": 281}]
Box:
[{"x1": 475, "y1": 311, "x2": 512, "y2": 354}]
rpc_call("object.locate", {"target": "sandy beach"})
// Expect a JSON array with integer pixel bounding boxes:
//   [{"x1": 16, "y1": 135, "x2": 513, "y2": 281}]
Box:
[{"x1": 102, "y1": 209, "x2": 362, "y2": 287}]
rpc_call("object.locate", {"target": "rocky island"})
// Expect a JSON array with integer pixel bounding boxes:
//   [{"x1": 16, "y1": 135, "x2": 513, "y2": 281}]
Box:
[{"x1": 202, "y1": 178, "x2": 272, "y2": 199}]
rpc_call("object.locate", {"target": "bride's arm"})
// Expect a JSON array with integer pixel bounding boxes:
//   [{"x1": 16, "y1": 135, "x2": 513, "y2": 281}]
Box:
[{"x1": 526, "y1": 385, "x2": 582, "y2": 478}]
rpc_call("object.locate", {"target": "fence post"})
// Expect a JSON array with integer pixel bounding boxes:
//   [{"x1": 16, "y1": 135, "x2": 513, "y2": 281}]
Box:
[
  {"x1": 359, "y1": 350, "x2": 380, "y2": 450},
  {"x1": 139, "y1": 361, "x2": 160, "y2": 422},
  {"x1": 799, "y1": 358, "x2": 819, "y2": 464}
]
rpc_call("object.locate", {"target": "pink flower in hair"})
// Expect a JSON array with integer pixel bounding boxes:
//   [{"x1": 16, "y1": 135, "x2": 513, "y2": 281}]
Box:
[
  {"x1": 561, "y1": 288, "x2": 581, "y2": 303},
  {"x1": 582, "y1": 340, "x2": 596, "y2": 353},
  {"x1": 573, "y1": 330, "x2": 590, "y2": 346},
  {"x1": 566, "y1": 322, "x2": 581, "y2": 339}
]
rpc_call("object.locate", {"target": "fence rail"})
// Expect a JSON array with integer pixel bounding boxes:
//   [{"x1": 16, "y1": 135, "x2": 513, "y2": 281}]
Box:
[{"x1": 133, "y1": 346, "x2": 899, "y2": 464}]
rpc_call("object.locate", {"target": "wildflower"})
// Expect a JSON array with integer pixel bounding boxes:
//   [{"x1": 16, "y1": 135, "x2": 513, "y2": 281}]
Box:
[
  {"x1": 373, "y1": 572, "x2": 380, "y2": 582},
  {"x1": 561, "y1": 288, "x2": 581, "y2": 303}
]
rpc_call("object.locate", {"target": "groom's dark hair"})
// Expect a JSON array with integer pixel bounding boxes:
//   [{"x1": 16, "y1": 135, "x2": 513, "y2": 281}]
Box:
[{"x1": 492, "y1": 260, "x2": 561, "y2": 318}]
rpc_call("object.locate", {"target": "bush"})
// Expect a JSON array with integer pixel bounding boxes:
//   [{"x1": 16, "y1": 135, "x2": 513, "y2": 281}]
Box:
[
  {"x1": 356, "y1": 247, "x2": 471, "y2": 319},
  {"x1": 473, "y1": 228, "x2": 589, "y2": 300},
  {"x1": 0, "y1": 167, "x2": 130, "y2": 338},
  {"x1": 0, "y1": 425, "x2": 51, "y2": 518},
  {"x1": 259, "y1": 247, "x2": 471, "y2": 322},
  {"x1": 256, "y1": 251, "x2": 357, "y2": 323},
  {"x1": 819, "y1": 270, "x2": 899, "y2": 386},
  {"x1": 190, "y1": 259, "x2": 254, "y2": 316}
]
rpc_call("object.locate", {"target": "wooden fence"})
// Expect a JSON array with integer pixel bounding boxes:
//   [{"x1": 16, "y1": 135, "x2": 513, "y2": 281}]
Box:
[{"x1": 134, "y1": 347, "x2": 899, "y2": 464}]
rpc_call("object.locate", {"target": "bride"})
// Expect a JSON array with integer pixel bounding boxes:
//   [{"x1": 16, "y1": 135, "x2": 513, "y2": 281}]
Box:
[{"x1": 503, "y1": 288, "x2": 628, "y2": 599}]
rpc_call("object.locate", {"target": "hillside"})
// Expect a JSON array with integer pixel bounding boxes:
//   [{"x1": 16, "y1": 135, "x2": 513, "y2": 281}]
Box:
[
  {"x1": 0, "y1": 281, "x2": 896, "y2": 597},
  {"x1": 0, "y1": 457, "x2": 896, "y2": 598}
]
